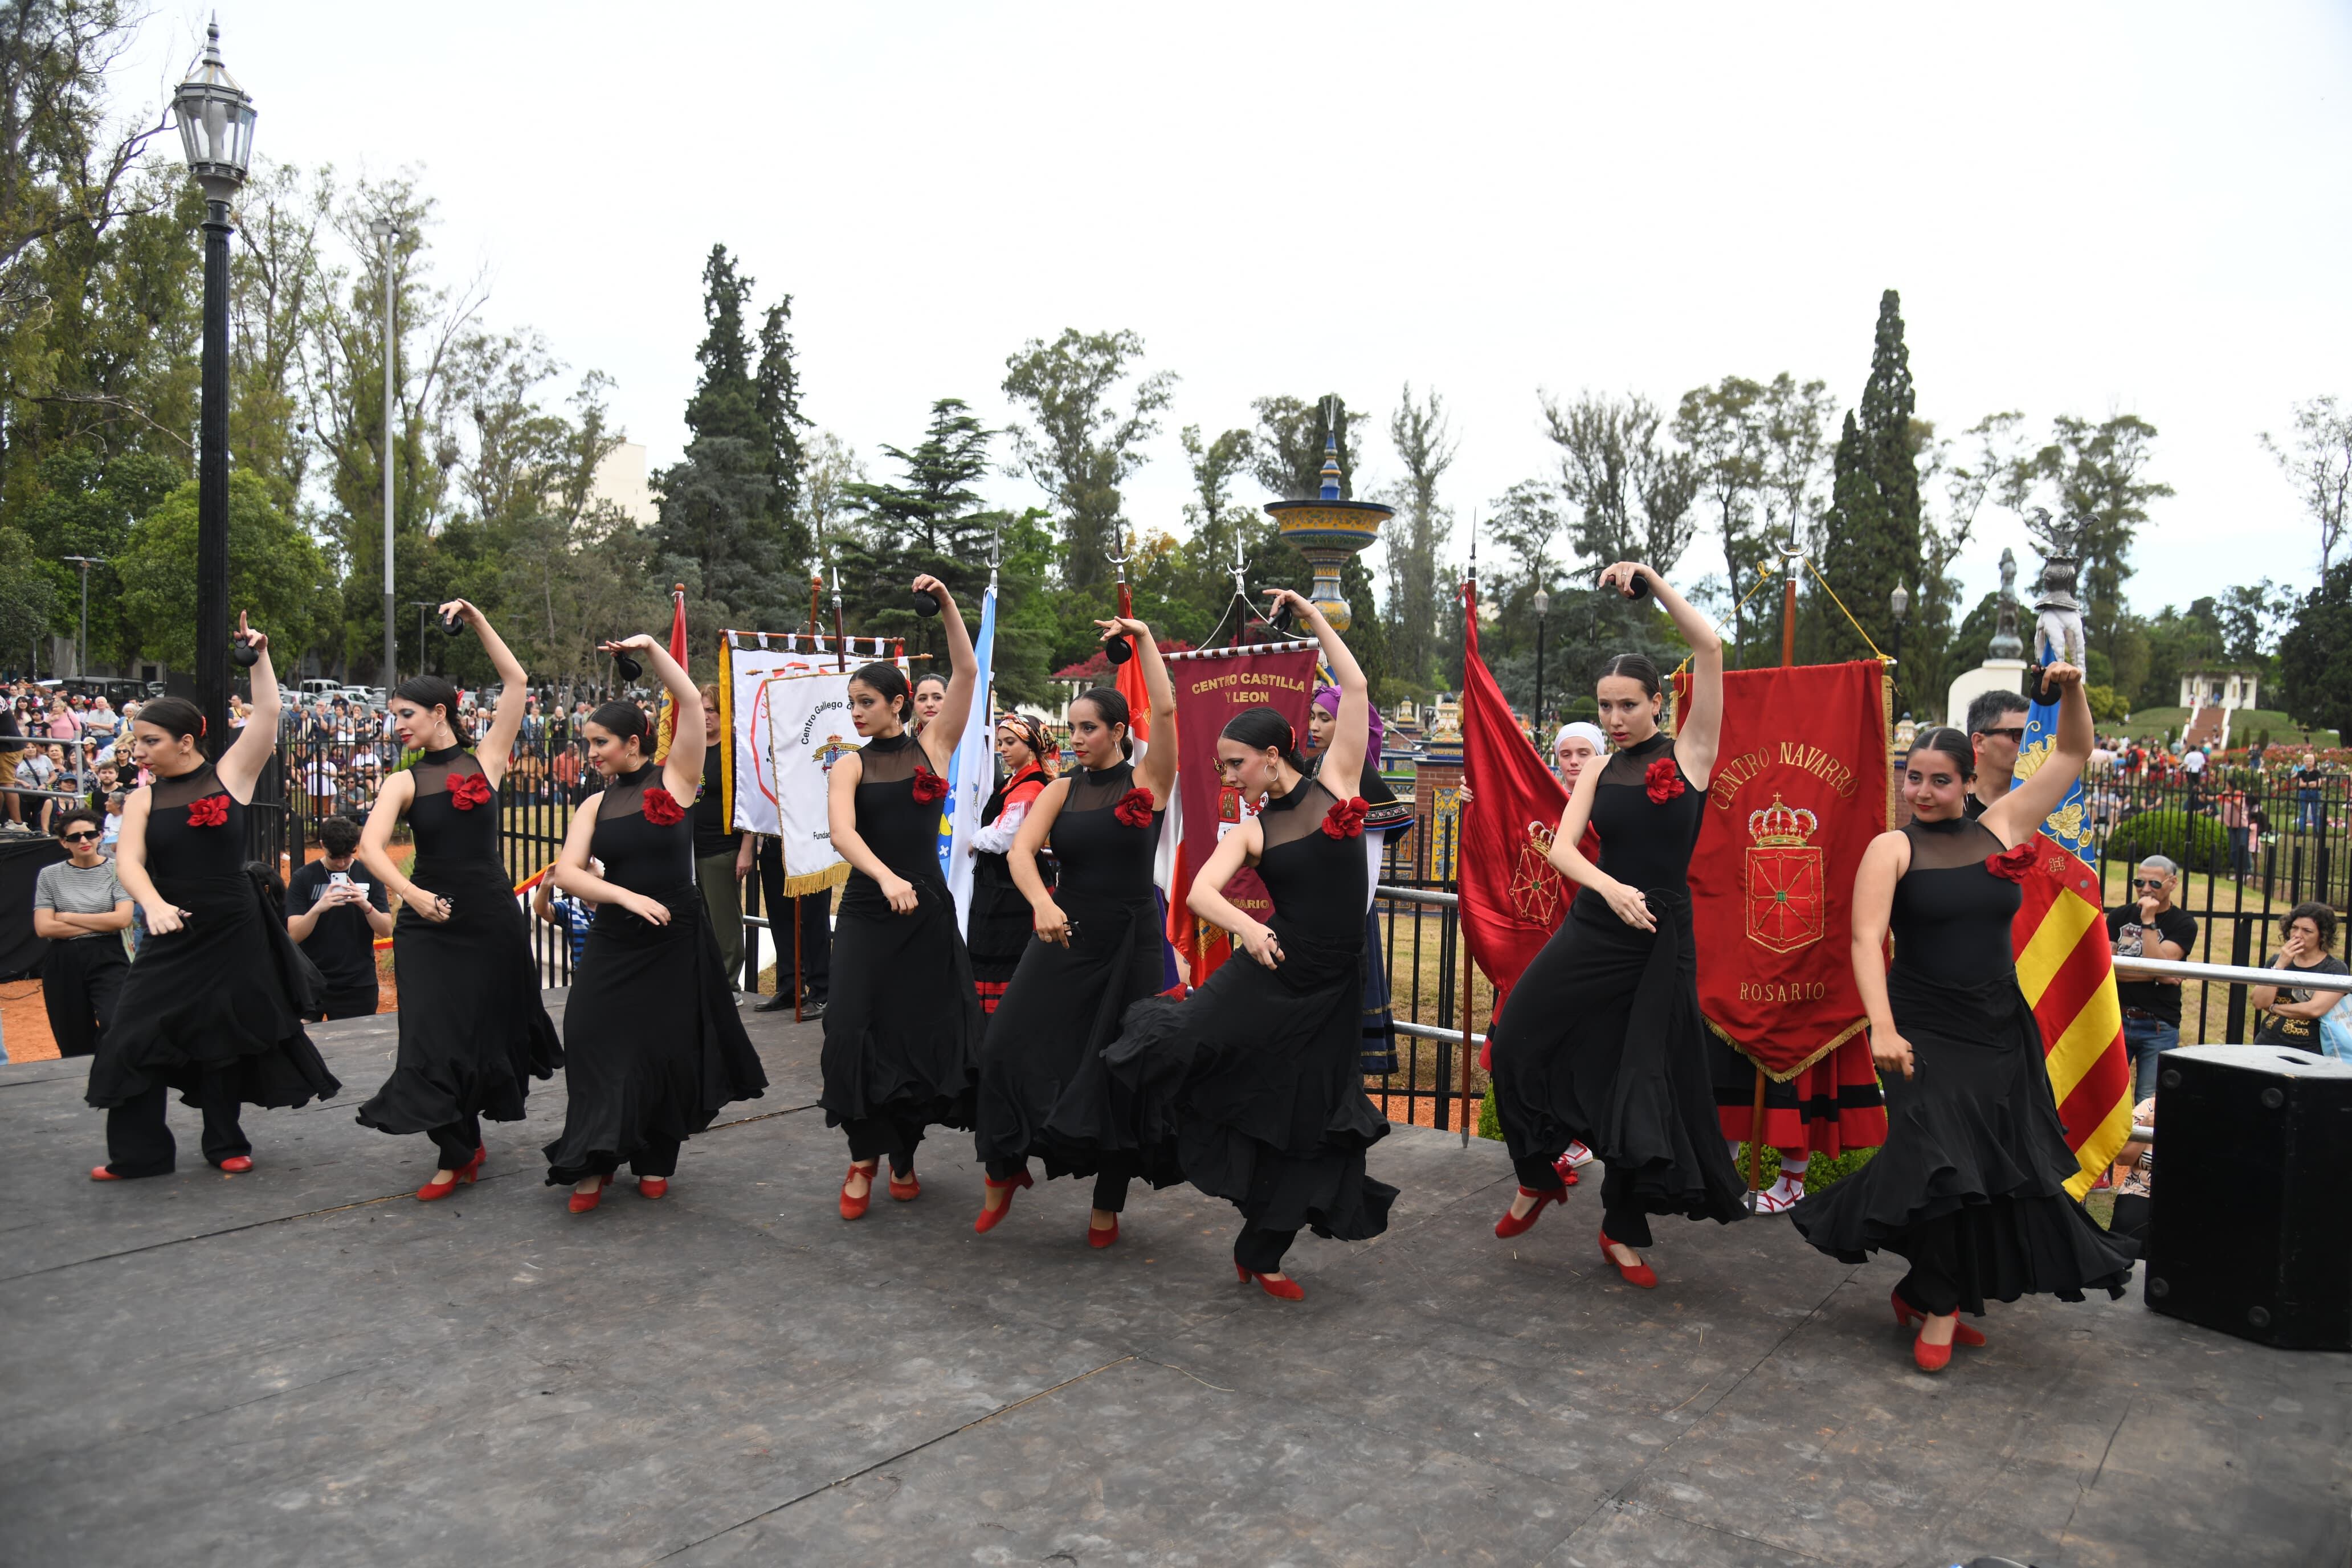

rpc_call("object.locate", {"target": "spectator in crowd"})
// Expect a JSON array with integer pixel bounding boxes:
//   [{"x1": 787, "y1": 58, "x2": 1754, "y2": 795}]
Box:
[
  {"x1": 31, "y1": 807, "x2": 133, "y2": 1057},
  {"x1": 1963, "y1": 688, "x2": 2031, "y2": 820},
  {"x1": 2250, "y1": 903, "x2": 2349, "y2": 1051},
  {"x1": 286, "y1": 816, "x2": 395, "y2": 1020},
  {"x1": 2294, "y1": 754, "x2": 2325, "y2": 832},
  {"x1": 83, "y1": 697, "x2": 117, "y2": 744},
  {"x1": 101, "y1": 790, "x2": 125, "y2": 850},
  {"x1": 2108, "y1": 855, "x2": 2195, "y2": 1102},
  {"x1": 303, "y1": 750, "x2": 339, "y2": 822},
  {"x1": 691, "y1": 684, "x2": 754, "y2": 987},
  {"x1": 531, "y1": 867, "x2": 595, "y2": 971},
  {"x1": 910, "y1": 671, "x2": 948, "y2": 736},
  {"x1": 2217, "y1": 787, "x2": 2253, "y2": 879},
  {"x1": 0, "y1": 699, "x2": 24, "y2": 833}
]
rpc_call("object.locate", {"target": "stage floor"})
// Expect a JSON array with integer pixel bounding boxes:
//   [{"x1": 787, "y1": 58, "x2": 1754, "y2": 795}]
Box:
[{"x1": 4, "y1": 998, "x2": 2346, "y2": 1568}]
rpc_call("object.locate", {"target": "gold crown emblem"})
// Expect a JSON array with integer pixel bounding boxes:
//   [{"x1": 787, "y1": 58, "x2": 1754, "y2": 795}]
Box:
[{"x1": 1747, "y1": 794, "x2": 1819, "y2": 846}]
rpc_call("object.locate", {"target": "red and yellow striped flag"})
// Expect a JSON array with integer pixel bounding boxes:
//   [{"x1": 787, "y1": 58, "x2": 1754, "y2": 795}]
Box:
[{"x1": 653, "y1": 585, "x2": 688, "y2": 762}]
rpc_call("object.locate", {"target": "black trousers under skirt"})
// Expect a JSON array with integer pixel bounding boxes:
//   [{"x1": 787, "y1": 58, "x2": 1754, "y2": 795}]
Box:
[
  {"x1": 41, "y1": 935, "x2": 125, "y2": 1059},
  {"x1": 103, "y1": 1073, "x2": 248, "y2": 1178},
  {"x1": 985, "y1": 1152, "x2": 1134, "y2": 1213},
  {"x1": 1513, "y1": 1153, "x2": 1657, "y2": 1250}
]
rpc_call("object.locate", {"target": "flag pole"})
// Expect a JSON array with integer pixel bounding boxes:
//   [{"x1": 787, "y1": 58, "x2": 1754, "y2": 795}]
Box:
[
  {"x1": 1459, "y1": 523, "x2": 1477, "y2": 1146},
  {"x1": 1749, "y1": 546, "x2": 1806, "y2": 1198}
]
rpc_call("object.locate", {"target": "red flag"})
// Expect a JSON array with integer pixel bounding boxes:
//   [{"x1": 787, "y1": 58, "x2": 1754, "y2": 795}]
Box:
[
  {"x1": 1164, "y1": 644, "x2": 1319, "y2": 986},
  {"x1": 1457, "y1": 581, "x2": 1581, "y2": 1066}
]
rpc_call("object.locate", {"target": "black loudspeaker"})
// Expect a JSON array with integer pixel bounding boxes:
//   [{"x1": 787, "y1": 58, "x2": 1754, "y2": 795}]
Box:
[{"x1": 2143, "y1": 1044, "x2": 2352, "y2": 1350}]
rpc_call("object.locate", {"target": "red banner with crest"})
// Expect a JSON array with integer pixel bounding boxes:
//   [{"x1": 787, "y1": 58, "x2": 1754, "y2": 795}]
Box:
[
  {"x1": 1675, "y1": 660, "x2": 1891, "y2": 1079},
  {"x1": 1165, "y1": 643, "x2": 1321, "y2": 986}
]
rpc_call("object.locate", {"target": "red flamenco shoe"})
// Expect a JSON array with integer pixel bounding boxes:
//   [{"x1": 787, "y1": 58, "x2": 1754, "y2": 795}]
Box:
[
  {"x1": 887, "y1": 1169, "x2": 920, "y2": 1203},
  {"x1": 1598, "y1": 1230, "x2": 1657, "y2": 1289},
  {"x1": 1494, "y1": 1185, "x2": 1563, "y2": 1239},
  {"x1": 636, "y1": 1177, "x2": 668, "y2": 1200},
  {"x1": 1088, "y1": 1216, "x2": 1120, "y2": 1250},
  {"x1": 89, "y1": 1165, "x2": 125, "y2": 1182},
  {"x1": 217, "y1": 1155, "x2": 254, "y2": 1174},
  {"x1": 418, "y1": 1146, "x2": 487, "y2": 1202},
  {"x1": 567, "y1": 1176, "x2": 609, "y2": 1215},
  {"x1": 1234, "y1": 1261, "x2": 1305, "y2": 1301},
  {"x1": 973, "y1": 1169, "x2": 1032, "y2": 1234},
  {"x1": 1892, "y1": 1289, "x2": 1984, "y2": 1348},
  {"x1": 1912, "y1": 1328, "x2": 1953, "y2": 1373},
  {"x1": 839, "y1": 1163, "x2": 876, "y2": 1221}
]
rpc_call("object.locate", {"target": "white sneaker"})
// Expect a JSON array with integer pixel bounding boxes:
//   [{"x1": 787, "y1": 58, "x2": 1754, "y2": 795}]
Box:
[{"x1": 1563, "y1": 1141, "x2": 1596, "y2": 1169}]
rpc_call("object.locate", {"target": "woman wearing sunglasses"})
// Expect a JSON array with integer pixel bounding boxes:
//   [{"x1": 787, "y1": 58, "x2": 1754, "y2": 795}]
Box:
[{"x1": 32, "y1": 808, "x2": 132, "y2": 1059}]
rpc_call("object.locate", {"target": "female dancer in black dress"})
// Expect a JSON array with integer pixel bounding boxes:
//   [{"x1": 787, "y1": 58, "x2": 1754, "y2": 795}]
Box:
[
  {"x1": 820, "y1": 575, "x2": 982, "y2": 1219},
  {"x1": 88, "y1": 617, "x2": 340, "y2": 1179},
  {"x1": 356, "y1": 601, "x2": 563, "y2": 1200},
  {"x1": 963, "y1": 713, "x2": 1055, "y2": 1015},
  {"x1": 972, "y1": 619, "x2": 1176, "y2": 1246},
  {"x1": 1057, "y1": 589, "x2": 1394, "y2": 1299},
  {"x1": 541, "y1": 635, "x2": 766, "y2": 1211},
  {"x1": 1306, "y1": 686, "x2": 1412, "y2": 1075},
  {"x1": 1488, "y1": 562, "x2": 1749, "y2": 1284},
  {"x1": 1792, "y1": 664, "x2": 2133, "y2": 1371}
]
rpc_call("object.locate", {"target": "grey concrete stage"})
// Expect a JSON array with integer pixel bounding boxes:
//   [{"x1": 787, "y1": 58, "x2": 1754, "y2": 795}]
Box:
[{"x1": 3, "y1": 997, "x2": 2346, "y2": 1568}]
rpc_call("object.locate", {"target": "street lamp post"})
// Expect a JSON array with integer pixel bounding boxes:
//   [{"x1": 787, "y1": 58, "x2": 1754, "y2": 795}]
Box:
[
  {"x1": 371, "y1": 217, "x2": 399, "y2": 694},
  {"x1": 1531, "y1": 585, "x2": 1550, "y2": 745},
  {"x1": 409, "y1": 601, "x2": 439, "y2": 676},
  {"x1": 171, "y1": 21, "x2": 256, "y2": 756},
  {"x1": 61, "y1": 555, "x2": 104, "y2": 678},
  {"x1": 1889, "y1": 582, "x2": 1910, "y2": 695}
]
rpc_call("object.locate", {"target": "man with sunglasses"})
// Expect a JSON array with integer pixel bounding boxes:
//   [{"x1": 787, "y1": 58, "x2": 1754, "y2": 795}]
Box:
[
  {"x1": 2106, "y1": 855, "x2": 2195, "y2": 1101},
  {"x1": 1961, "y1": 689, "x2": 2032, "y2": 821},
  {"x1": 31, "y1": 808, "x2": 132, "y2": 1058}
]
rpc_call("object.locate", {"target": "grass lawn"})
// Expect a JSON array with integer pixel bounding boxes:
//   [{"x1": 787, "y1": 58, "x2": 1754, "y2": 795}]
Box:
[{"x1": 2124, "y1": 707, "x2": 2338, "y2": 748}]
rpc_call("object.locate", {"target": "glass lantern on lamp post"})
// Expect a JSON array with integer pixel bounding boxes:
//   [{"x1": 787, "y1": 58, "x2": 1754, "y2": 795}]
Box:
[
  {"x1": 1531, "y1": 586, "x2": 1550, "y2": 746},
  {"x1": 1888, "y1": 582, "x2": 1910, "y2": 703},
  {"x1": 172, "y1": 21, "x2": 256, "y2": 754}
]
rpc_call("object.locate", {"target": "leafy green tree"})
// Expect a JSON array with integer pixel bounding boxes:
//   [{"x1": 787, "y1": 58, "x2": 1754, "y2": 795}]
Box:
[
  {"x1": 14, "y1": 444, "x2": 183, "y2": 669},
  {"x1": 2259, "y1": 396, "x2": 2350, "y2": 578},
  {"x1": 1538, "y1": 389, "x2": 1699, "y2": 577},
  {"x1": 1384, "y1": 383, "x2": 1455, "y2": 690},
  {"x1": 2022, "y1": 413, "x2": 2172, "y2": 664},
  {"x1": 116, "y1": 470, "x2": 326, "y2": 667},
  {"x1": 1673, "y1": 376, "x2": 1766, "y2": 663},
  {"x1": 1252, "y1": 393, "x2": 1355, "y2": 500},
  {"x1": 837, "y1": 398, "x2": 1004, "y2": 669},
  {"x1": 2277, "y1": 564, "x2": 2352, "y2": 733},
  {"x1": 1001, "y1": 328, "x2": 1175, "y2": 591}
]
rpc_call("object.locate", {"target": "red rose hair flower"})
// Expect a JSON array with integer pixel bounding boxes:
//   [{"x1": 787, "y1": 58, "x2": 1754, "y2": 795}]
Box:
[
  {"x1": 1644, "y1": 758, "x2": 1685, "y2": 805},
  {"x1": 641, "y1": 787, "x2": 685, "y2": 826},
  {"x1": 1321, "y1": 795, "x2": 1369, "y2": 839},
  {"x1": 910, "y1": 767, "x2": 949, "y2": 805},
  {"x1": 1983, "y1": 843, "x2": 2036, "y2": 883},
  {"x1": 447, "y1": 772, "x2": 494, "y2": 811},
  {"x1": 1113, "y1": 787, "x2": 1156, "y2": 828},
  {"x1": 186, "y1": 795, "x2": 229, "y2": 828}
]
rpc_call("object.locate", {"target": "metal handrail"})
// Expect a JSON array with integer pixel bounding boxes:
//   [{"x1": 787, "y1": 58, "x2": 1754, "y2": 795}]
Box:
[{"x1": 2110, "y1": 955, "x2": 2352, "y2": 991}]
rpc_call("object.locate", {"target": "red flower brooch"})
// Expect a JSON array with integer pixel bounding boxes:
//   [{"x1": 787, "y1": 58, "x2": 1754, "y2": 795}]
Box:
[
  {"x1": 910, "y1": 767, "x2": 949, "y2": 805},
  {"x1": 1983, "y1": 843, "x2": 2036, "y2": 883},
  {"x1": 1644, "y1": 758, "x2": 1685, "y2": 805},
  {"x1": 447, "y1": 772, "x2": 494, "y2": 811},
  {"x1": 1113, "y1": 787, "x2": 1156, "y2": 828},
  {"x1": 641, "y1": 787, "x2": 685, "y2": 826},
  {"x1": 186, "y1": 795, "x2": 229, "y2": 828},
  {"x1": 1321, "y1": 795, "x2": 1370, "y2": 839}
]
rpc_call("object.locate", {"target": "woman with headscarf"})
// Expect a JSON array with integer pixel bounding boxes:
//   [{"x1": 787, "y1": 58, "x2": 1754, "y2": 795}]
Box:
[
  {"x1": 963, "y1": 712, "x2": 1056, "y2": 1015},
  {"x1": 1306, "y1": 687, "x2": 1413, "y2": 1075}
]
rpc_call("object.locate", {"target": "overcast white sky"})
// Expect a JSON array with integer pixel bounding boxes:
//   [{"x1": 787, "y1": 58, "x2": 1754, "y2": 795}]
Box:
[{"x1": 129, "y1": 2, "x2": 2349, "y2": 622}]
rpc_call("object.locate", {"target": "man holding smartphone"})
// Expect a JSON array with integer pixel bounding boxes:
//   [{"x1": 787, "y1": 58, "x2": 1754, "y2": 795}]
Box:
[{"x1": 288, "y1": 815, "x2": 395, "y2": 1020}]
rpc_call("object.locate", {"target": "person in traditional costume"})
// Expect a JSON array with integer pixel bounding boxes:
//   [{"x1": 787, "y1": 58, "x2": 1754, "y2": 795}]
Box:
[{"x1": 963, "y1": 712, "x2": 1056, "y2": 1015}]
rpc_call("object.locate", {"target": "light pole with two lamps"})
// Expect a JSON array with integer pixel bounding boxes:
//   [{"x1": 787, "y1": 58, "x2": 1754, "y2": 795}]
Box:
[
  {"x1": 169, "y1": 21, "x2": 256, "y2": 756},
  {"x1": 60, "y1": 555, "x2": 104, "y2": 679}
]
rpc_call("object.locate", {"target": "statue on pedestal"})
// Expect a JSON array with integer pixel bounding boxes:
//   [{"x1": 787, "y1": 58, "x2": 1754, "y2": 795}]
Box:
[
  {"x1": 1990, "y1": 547, "x2": 2024, "y2": 659},
  {"x1": 2026, "y1": 507, "x2": 2088, "y2": 669}
]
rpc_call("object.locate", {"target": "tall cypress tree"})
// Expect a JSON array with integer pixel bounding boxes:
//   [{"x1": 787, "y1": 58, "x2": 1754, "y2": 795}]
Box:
[
  {"x1": 1809, "y1": 290, "x2": 1921, "y2": 663},
  {"x1": 756, "y1": 297, "x2": 810, "y2": 567}
]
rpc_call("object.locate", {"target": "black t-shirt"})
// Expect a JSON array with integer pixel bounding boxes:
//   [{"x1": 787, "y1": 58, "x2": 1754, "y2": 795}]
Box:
[
  {"x1": 2254, "y1": 953, "x2": 2350, "y2": 1048},
  {"x1": 288, "y1": 859, "x2": 390, "y2": 994},
  {"x1": 690, "y1": 772, "x2": 738, "y2": 859},
  {"x1": 2107, "y1": 903, "x2": 2198, "y2": 1026}
]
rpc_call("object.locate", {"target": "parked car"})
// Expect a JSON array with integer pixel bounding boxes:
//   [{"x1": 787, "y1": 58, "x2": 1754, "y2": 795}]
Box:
[{"x1": 297, "y1": 679, "x2": 341, "y2": 700}]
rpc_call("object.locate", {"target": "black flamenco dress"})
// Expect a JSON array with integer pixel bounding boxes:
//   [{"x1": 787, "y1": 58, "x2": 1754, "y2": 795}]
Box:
[
  {"x1": 356, "y1": 746, "x2": 562, "y2": 1170},
  {"x1": 1058, "y1": 777, "x2": 1396, "y2": 1275},
  {"x1": 973, "y1": 762, "x2": 1164, "y2": 1212},
  {"x1": 541, "y1": 763, "x2": 766, "y2": 1183},
  {"x1": 818, "y1": 731, "x2": 982, "y2": 1175},
  {"x1": 1312, "y1": 756, "x2": 1412, "y2": 1076},
  {"x1": 87, "y1": 763, "x2": 341, "y2": 1177},
  {"x1": 966, "y1": 762, "x2": 1052, "y2": 1015},
  {"x1": 1790, "y1": 816, "x2": 2135, "y2": 1316},
  {"x1": 1489, "y1": 731, "x2": 1750, "y2": 1246}
]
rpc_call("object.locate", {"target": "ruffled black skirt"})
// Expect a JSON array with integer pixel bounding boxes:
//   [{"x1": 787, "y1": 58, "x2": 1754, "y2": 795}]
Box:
[
  {"x1": 542, "y1": 886, "x2": 766, "y2": 1182},
  {"x1": 819, "y1": 870, "x2": 981, "y2": 1133},
  {"x1": 1050, "y1": 920, "x2": 1395, "y2": 1240},
  {"x1": 974, "y1": 891, "x2": 1163, "y2": 1178},
  {"x1": 1791, "y1": 965, "x2": 2134, "y2": 1312},
  {"x1": 358, "y1": 853, "x2": 562, "y2": 1137},
  {"x1": 86, "y1": 869, "x2": 341, "y2": 1113},
  {"x1": 1489, "y1": 892, "x2": 1749, "y2": 1226}
]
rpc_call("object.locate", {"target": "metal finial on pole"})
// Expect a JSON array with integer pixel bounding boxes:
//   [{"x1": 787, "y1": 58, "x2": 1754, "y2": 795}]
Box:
[{"x1": 830, "y1": 558, "x2": 846, "y2": 672}]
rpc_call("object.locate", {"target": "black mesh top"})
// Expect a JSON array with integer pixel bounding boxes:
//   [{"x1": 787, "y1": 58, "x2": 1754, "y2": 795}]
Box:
[
  {"x1": 1586, "y1": 730, "x2": 1704, "y2": 896},
  {"x1": 1253, "y1": 778, "x2": 1367, "y2": 941},
  {"x1": 587, "y1": 761, "x2": 695, "y2": 895},
  {"x1": 1890, "y1": 815, "x2": 2023, "y2": 986},
  {"x1": 1050, "y1": 761, "x2": 1162, "y2": 905},
  {"x1": 850, "y1": 730, "x2": 946, "y2": 885},
  {"x1": 145, "y1": 762, "x2": 246, "y2": 885},
  {"x1": 406, "y1": 745, "x2": 499, "y2": 863}
]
